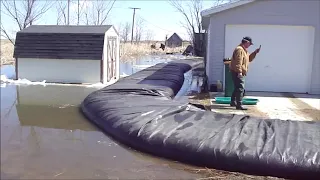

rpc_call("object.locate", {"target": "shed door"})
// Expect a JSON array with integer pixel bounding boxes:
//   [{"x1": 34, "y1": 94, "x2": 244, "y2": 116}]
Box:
[
  {"x1": 106, "y1": 36, "x2": 117, "y2": 82},
  {"x1": 224, "y1": 24, "x2": 315, "y2": 93}
]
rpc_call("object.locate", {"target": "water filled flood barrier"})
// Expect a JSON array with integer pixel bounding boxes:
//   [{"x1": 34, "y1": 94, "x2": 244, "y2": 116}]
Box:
[{"x1": 81, "y1": 60, "x2": 320, "y2": 180}]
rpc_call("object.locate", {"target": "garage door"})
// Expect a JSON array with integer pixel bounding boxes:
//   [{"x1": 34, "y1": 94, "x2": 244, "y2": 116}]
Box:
[{"x1": 224, "y1": 24, "x2": 315, "y2": 93}]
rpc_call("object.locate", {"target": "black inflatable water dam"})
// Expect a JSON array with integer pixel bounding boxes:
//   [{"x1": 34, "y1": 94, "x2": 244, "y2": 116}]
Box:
[{"x1": 81, "y1": 60, "x2": 320, "y2": 180}]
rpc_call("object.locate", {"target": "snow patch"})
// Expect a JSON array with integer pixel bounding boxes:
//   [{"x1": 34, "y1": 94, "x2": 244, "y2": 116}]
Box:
[
  {"x1": 120, "y1": 72, "x2": 129, "y2": 78},
  {"x1": 85, "y1": 82, "x2": 107, "y2": 88},
  {"x1": 0, "y1": 65, "x2": 118, "y2": 88},
  {"x1": 1, "y1": 74, "x2": 47, "y2": 86},
  {"x1": 84, "y1": 78, "x2": 118, "y2": 88}
]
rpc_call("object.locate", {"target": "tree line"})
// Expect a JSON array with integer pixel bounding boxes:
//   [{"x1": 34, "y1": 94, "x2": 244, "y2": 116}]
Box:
[{"x1": 1, "y1": 0, "x2": 232, "y2": 45}]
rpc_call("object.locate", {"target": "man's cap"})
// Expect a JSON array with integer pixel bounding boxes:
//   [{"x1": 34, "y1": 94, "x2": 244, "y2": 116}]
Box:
[{"x1": 242, "y1": 36, "x2": 253, "y2": 45}]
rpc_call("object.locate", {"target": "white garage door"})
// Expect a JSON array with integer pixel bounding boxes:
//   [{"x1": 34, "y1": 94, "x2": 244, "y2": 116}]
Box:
[{"x1": 224, "y1": 24, "x2": 315, "y2": 93}]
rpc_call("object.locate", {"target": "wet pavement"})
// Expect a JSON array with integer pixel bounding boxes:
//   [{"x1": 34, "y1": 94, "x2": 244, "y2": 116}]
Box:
[
  {"x1": 0, "y1": 55, "x2": 204, "y2": 179},
  {"x1": 210, "y1": 91, "x2": 320, "y2": 121}
]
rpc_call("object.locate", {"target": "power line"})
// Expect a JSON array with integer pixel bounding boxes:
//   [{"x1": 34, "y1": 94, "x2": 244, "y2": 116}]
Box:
[
  {"x1": 110, "y1": 7, "x2": 190, "y2": 38},
  {"x1": 137, "y1": 15, "x2": 190, "y2": 38},
  {"x1": 137, "y1": 15, "x2": 172, "y2": 33}
]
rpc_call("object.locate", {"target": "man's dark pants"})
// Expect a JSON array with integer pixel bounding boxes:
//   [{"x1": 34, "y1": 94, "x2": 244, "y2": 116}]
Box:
[{"x1": 231, "y1": 71, "x2": 245, "y2": 106}]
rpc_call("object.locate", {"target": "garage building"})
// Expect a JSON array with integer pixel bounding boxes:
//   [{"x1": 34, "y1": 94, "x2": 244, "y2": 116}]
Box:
[{"x1": 201, "y1": 0, "x2": 320, "y2": 94}]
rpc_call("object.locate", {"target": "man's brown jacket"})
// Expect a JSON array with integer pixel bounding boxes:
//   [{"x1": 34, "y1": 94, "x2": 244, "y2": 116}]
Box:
[{"x1": 229, "y1": 45, "x2": 257, "y2": 76}]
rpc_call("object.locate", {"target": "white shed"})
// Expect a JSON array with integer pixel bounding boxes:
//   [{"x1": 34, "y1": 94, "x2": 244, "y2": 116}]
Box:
[
  {"x1": 201, "y1": 0, "x2": 320, "y2": 94},
  {"x1": 13, "y1": 25, "x2": 120, "y2": 84}
]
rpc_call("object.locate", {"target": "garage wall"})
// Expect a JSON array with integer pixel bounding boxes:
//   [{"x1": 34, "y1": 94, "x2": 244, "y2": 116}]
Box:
[
  {"x1": 207, "y1": 0, "x2": 320, "y2": 94},
  {"x1": 17, "y1": 58, "x2": 101, "y2": 84}
]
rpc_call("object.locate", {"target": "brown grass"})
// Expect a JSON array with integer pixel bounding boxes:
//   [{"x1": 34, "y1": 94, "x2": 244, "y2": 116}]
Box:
[
  {"x1": 186, "y1": 167, "x2": 285, "y2": 180},
  {"x1": 1, "y1": 39, "x2": 15, "y2": 66},
  {"x1": 119, "y1": 42, "x2": 188, "y2": 62},
  {"x1": 189, "y1": 92, "x2": 212, "y2": 109},
  {"x1": 0, "y1": 39, "x2": 190, "y2": 66}
]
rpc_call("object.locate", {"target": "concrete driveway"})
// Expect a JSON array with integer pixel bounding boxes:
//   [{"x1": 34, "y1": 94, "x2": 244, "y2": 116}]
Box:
[{"x1": 210, "y1": 92, "x2": 320, "y2": 121}]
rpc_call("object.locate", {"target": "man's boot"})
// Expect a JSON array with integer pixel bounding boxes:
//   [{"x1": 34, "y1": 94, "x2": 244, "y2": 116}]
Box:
[
  {"x1": 230, "y1": 91, "x2": 237, "y2": 107},
  {"x1": 230, "y1": 97, "x2": 237, "y2": 107},
  {"x1": 236, "y1": 93, "x2": 248, "y2": 110},
  {"x1": 230, "y1": 102, "x2": 237, "y2": 107}
]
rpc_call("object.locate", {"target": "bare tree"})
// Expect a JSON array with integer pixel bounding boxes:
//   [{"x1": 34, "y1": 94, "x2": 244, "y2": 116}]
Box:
[
  {"x1": 75, "y1": 0, "x2": 90, "y2": 25},
  {"x1": 134, "y1": 17, "x2": 144, "y2": 43},
  {"x1": 115, "y1": 22, "x2": 124, "y2": 41},
  {"x1": 116, "y1": 22, "x2": 123, "y2": 35},
  {"x1": 144, "y1": 29, "x2": 154, "y2": 42},
  {"x1": 120, "y1": 22, "x2": 131, "y2": 43},
  {"x1": 1, "y1": 0, "x2": 54, "y2": 45},
  {"x1": 168, "y1": 0, "x2": 199, "y2": 43},
  {"x1": 84, "y1": 0, "x2": 116, "y2": 25},
  {"x1": 55, "y1": 0, "x2": 95, "y2": 25},
  {"x1": 56, "y1": 1, "x2": 68, "y2": 25},
  {"x1": 76, "y1": 0, "x2": 80, "y2": 25},
  {"x1": 168, "y1": 0, "x2": 231, "y2": 43}
]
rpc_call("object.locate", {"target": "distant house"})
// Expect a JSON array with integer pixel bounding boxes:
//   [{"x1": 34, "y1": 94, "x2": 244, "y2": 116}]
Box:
[
  {"x1": 201, "y1": 0, "x2": 320, "y2": 94},
  {"x1": 166, "y1": 33, "x2": 183, "y2": 48},
  {"x1": 13, "y1": 25, "x2": 120, "y2": 84}
]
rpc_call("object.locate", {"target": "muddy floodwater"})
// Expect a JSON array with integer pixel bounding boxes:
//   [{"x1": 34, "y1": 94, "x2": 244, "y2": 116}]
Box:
[{"x1": 1, "y1": 55, "x2": 203, "y2": 179}]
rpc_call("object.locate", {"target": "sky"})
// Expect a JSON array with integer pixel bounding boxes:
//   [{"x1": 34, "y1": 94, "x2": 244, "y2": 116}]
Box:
[{"x1": 1, "y1": 0, "x2": 219, "y2": 41}]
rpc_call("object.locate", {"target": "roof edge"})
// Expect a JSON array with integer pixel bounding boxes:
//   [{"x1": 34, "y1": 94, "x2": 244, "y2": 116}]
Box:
[
  {"x1": 169, "y1": 33, "x2": 183, "y2": 41},
  {"x1": 201, "y1": 0, "x2": 256, "y2": 17},
  {"x1": 17, "y1": 25, "x2": 113, "y2": 34},
  {"x1": 110, "y1": 25, "x2": 119, "y2": 36}
]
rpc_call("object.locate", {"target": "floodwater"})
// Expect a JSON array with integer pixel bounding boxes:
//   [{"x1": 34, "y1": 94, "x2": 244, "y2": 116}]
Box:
[
  {"x1": 0, "y1": 55, "x2": 203, "y2": 179},
  {"x1": 120, "y1": 55, "x2": 172, "y2": 76}
]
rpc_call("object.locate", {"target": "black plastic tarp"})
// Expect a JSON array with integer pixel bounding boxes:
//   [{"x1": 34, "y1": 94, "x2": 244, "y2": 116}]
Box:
[{"x1": 81, "y1": 60, "x2": 320, "y2": 180}]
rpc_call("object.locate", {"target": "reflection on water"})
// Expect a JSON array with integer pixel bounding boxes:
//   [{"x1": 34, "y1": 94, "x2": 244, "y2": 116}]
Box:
[
  {"x1": 1, "y1": 84, "x2": 201, "y2": 179},
  {"x1": 120, "y1": 55, "x2": 172, "y2": 76}
]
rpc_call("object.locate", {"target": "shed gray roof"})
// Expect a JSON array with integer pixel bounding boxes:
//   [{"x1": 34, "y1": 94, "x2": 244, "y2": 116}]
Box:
[
  {"x1": 19, "y1": 25, "x2": 112, "y2": 34},
  {"x1": 14, "y1": 25, "x2": 113, "y2": 60},
  {"x1": 168, "y1": 33, "x2": 183, "y2": 42}
]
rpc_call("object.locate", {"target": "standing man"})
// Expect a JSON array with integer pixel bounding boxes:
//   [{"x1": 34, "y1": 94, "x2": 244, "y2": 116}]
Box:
[{"x1": 229, "y1": 37, "x2": 261, "y2": 110}]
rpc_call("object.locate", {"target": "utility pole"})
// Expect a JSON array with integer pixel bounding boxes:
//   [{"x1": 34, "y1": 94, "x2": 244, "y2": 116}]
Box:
[
  {"x1": 129, "y1": 7, "x2": 140, "y2": 44},
  {"x1": 67, "y1": 0, "x2": 70, "y2": 25}
]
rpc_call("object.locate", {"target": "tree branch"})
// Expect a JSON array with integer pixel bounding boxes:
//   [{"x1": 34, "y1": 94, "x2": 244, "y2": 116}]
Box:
[
  {"x1": 169, "y1": 0, "x2": 195, "y2": 34},
  {"x1": 1, "y1": 0, "x2": 54, "y2": 44},
  {"x1": 56, "y1": 1, "x2": 67, "y2": 25},
  {"x1": 99, "y1": 0, "x2": 116, "y2": 25},
  {"x1": 0, "y1": 24, "x2": 15, "y2": 45}
]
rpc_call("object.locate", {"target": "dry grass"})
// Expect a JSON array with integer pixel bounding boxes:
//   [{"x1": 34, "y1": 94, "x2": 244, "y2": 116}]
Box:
[
  {"x1": 1, "y1": 39, "x2": 15, "y2": 66},
  {"x1": 186, "y1": 167, "x2": 285, "y2": 180},
  {"x1": 119, "y1": 42, "x2": 188, "y2": 62},
  {"x1": 189, "y1": 92, "x2": 212, "y2": 109}
]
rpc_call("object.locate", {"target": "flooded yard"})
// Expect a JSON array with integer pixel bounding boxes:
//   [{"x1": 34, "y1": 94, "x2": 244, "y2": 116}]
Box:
[
  {"x1": 0, "y1": 55, "x2": 204, "y2": 179},
  {"x1": 1, "y1": 55, "x2": 284, "y2": 179},
  {"x1": 1, "y1": 84, "x2": 205, "y2": 179}
]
